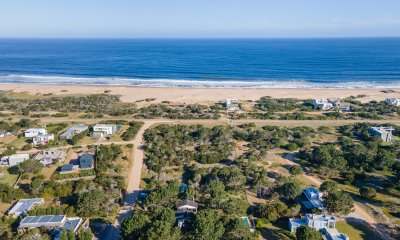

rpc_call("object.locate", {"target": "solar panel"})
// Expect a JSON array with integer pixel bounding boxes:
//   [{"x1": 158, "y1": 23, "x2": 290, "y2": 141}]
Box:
[
  {"x1": 40, "y1": 215, "x2": 53, "y2": 222},
  {"x1": 51, "y1": 215, "x2": 65, "y2": 222},
  {"x1": 31, "y1": 216, "x2": 42, "y2": 223}
]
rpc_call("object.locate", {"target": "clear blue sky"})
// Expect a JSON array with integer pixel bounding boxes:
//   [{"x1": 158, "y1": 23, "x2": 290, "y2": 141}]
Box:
[{"x1": 1, "y1": 0, "x2": 400, "y2": 38}]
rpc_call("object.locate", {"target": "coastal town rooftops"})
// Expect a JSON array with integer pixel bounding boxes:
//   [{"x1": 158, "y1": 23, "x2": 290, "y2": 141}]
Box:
[{"x1": 8, "y1": 198, "x2": 44, "y2": 217}]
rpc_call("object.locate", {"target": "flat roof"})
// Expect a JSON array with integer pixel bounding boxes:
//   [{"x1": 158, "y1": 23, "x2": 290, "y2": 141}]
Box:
[
  {"x1": 79, "y1": 154, "x2": 94, "y2": 169},
  {"x1": 8, "y1": 198, "x2": 44, "y2": 216},
  {"x1": 60, "y1": 164, "x2": 74, "y2": 172},
  {"x1": 19, "y1": 215, "x2": 66, "y2": 228}
]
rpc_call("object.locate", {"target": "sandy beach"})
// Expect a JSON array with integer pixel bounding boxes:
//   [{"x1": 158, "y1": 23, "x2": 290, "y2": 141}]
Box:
[{"x1": 0, "y1": 83, "x2": 399, "y2": 104}]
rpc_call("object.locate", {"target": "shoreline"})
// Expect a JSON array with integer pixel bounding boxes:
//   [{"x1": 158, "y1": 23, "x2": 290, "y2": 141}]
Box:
[{"x1": 0, "y1": 83, "x2": 399, "y2": 104}]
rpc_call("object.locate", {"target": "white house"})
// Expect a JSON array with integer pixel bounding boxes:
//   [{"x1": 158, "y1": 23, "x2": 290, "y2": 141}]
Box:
[
  {"x1": 385, "y1": 98, "x2": 400, "y2": 107},
  {"x1": 7, "y1": 198, "x2": 44, "y2": 218},
  {"x1": 225, "y1": 99, "x2": 240, "y2": 112},
  {"x1": 1, "y1": 154, "x2": 30, "y2": 167},
  {"x1": 312, "y1": 99, "x2": 341, "y2": 111},
  {"x1": 369, "y1": 127, "x2": 394, "y2": 142},
  {"x1": 92, "y1": 124, "x2": 117, "y2": 135},
  {"x1": 24, "y1": 128, "x2": 47, "y2": 138},
  {"x1": 289, "y1": 214, "x2": 348, "y2": 240},
  {"x1": 59, "y1": 124, "x2": 88, "y2": 140},
  {"x1": 303, "y1": 187, "x2": 324, "y2": 210},
  {"x1": 32, "y1": 134, "x2": 55, "y2": 145}
]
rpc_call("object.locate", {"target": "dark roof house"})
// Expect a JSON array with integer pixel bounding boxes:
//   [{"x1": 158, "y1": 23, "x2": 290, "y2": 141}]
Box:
[
  {"x1": 79, "y1": 154, "x2": 94, "y2": 169},
  {"x1": 60, "y1": 164, "x2": 74, "y2": 174}
]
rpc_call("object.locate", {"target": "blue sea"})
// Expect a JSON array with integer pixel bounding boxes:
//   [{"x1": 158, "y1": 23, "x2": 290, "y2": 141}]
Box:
[{"x1": 0, "y1": 38, "x2": 399, "y2": 88}]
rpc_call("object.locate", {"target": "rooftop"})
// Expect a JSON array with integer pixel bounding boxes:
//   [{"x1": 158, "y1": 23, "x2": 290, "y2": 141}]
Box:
[
  {"x1": 370, "y1": 126, "x2": 394, "y2": 134},
  {"x1": 8, "y1": 198, "x2": 44, "y2": 216},
  {"x1": 79, "y1": 154, "x2": 94, "y2": 169},
  {"x1": 176, "y1": 199, "x2": 198, "y2": 209},
  {"x1": 60, "y1": 164, "x2": 74, "y2": 172},
  {"x1": 19, "y1": 215, "x2": 66, "y2": 228}
]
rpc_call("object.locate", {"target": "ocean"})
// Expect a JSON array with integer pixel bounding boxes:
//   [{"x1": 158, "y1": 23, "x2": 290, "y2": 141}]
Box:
[{"x1": 0, "y1": 38, "x2": 399, "y2": 88}]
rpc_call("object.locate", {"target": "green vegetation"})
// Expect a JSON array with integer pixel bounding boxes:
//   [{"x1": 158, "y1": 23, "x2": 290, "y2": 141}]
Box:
[
  {"x1": 121, "y1": 121, "x2": 144, "y2": 141},
  {"x1": 295, "y1": 226, "x2": 322, "y2": 240}
]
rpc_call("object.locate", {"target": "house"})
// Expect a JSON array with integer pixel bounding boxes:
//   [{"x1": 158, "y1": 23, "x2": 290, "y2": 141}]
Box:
[
  {"x1": 19, "y1": 215, "x2": 86, "y2": 238},
  {"x1": 32, "y1": 133, "x2": 55, "y2": 145},
  {"x1": 175, "y1": 199, "x2": 198, "y2": 213},
  {"x1": 34, "y1": 149, "x2": 66, "y2": 167},
  {"x1": 369, "y1": 127, "x2": 394, "y2": 142},
  {"x1": 385, "y1": 98, "x2": 400, "y2": 107},
  {"x1": 92, "y1": 124, "x2": 117, "y2": 135},
  {"x1": 339, "y1": 104, "x2": 351, "y2": 112},
  {"x1": 1, "y1": 154, "x2": 30, "y2": 167},
  {"x1": 175, "y1": 199, "x2": 198, "y2": 228},
  {"x1": 303, "y1": 187, "x2": 324, "y2": 210},
  {"x1": 59, "y1": 124, "x2": 88, "y2": 140},
  {"x1": 52, "y1": 217, "x2": 87, "y2": 240},
  {"x1": 225, "y1": 99, "x2": 240, "y2": 112},
  {"x1": 312, "y1": 99, "x2": 334, "y2": 111},
  {"x1": 60, "y1": 164, "x2": 75, "y2": 174},
  {"x1": 79, "y1": 154, "x2": 94, "y2": 169},
  {"x1": 7, "y1": 198, "x2": 44, "y2": 218},
  {"x1": 24, "y1": 128, "x2": 47, "y2": 138},
  {"x1": 289, "y1": 214, "x2": 348, "y2": 240}
]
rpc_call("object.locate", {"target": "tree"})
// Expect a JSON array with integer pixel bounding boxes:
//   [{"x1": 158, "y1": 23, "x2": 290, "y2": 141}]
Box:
[
  {"x1": 77, "y1": 190, "x2": 104, "y2": 217},
  {"x1": 205, "y1": 179, "x2": 226, "y2": 208},
  {"x1": 224, "y1": 218, "x2": 257, "y2": 240},
  {"x1": 143, "y1": 208, "x2": 181, "y2": 240},
  {"x1": 374, "y1": 149, "x2": 396, "y2": 170},
  {"x1": 359, "y1": 186, "x2": 376, "y2": 199},
  {"x1": 278, "y1": 180, "x2": 301, "y2": 200},
  {"x1": 289, "y1": 165, "x2": 303, "y2": 175},
  {"x1": 255, "y1": 201, "x2": 289, "y2": 222},
  {"x1": 30, "y1": 175, "x2": 45, "y2": 195},
  {"x1": 192, "y1": 210, "x2": 225, "y2": 240},
  {"x1": 324, "y1": 190, "x2": 354, "y2": 215},
  {"x1": 78, "y1": 229, "x2": 94, "y2": 240},
  {"x1": 319, "y1": 180, "x2": 338, "y2": 192},
  {"x1": 18, "y1": 159, "x2": 43, "y2": 174},
  {"x1": 184, "y1": 186, "x2": 196, "y2": 199},
  {"x1": 121, "y1": 213, "x2": 150, "y2": 239},
  {"x1": 296, "y1": 226, "x2": 322, "y2": 240}
]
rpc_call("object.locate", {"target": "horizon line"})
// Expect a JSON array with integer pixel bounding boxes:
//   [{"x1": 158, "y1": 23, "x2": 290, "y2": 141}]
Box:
[{"x1": 0, "y1": 36, "x2": 399, "y2": 40}]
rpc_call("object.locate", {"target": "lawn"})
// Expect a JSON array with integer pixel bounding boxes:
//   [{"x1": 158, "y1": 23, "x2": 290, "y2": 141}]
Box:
[
  {"x1": 336, "y1": 220, "x2": 383, "y2": 240},
  {"x1": 257, "y1": 222, "x2": 295, "y2": 240}
]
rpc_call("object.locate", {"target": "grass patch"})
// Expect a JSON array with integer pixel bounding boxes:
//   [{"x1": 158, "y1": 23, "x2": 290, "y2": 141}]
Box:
[{"x1": 336, "y1": 220, "x2": 383, "y2": 240}]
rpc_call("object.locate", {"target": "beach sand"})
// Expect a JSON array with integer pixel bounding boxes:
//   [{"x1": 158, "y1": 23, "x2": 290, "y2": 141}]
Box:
[{"x1": 0, "y1": 83, "x2": 398, "y2": 104}]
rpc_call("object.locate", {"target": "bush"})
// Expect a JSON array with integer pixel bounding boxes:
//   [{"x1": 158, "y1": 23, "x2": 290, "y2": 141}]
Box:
[
  {"x1": 21, "y1": 144, "x2": 33, "y2": 151},
  {"x1": 359, "y1": 186, "x2": 376, "y2": 199},
  {"x1": 121, "y1": 121, "x2": 144, "y2": 141},
  {"x1": 289, "y1": 165, "x2": 303, "y2": 175}
]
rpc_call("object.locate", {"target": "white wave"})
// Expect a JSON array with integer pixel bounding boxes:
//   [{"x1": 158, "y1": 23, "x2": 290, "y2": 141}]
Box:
[{"x1": 0, "y1": 74, "x2": 400, "y2": 89}]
